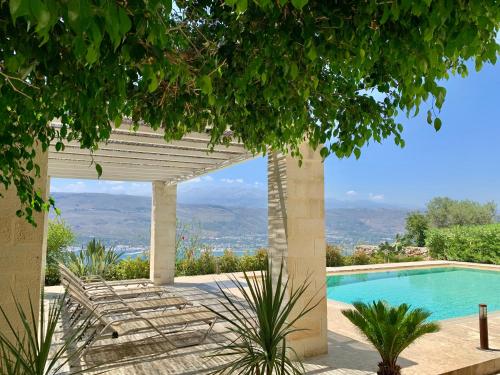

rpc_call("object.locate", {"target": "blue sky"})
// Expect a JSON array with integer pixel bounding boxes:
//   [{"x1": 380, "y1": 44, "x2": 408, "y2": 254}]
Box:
[{"x1": 51, "y1": 62, "x2": 500, "y2": 208}]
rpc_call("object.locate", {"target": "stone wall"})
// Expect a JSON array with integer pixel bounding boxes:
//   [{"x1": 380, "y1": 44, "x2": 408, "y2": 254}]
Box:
[
  {"x1": 353, "y1": 245, "x2": 379, "y2": 255},
  {"x1": 354, "y1": 244, "x2": 429, "y2": 258},
  {"x1": 403, "y1": 246, "x2": 429, "y2": 257}
]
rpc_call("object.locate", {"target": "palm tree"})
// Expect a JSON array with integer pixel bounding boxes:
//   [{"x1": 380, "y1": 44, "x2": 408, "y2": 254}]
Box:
[
  {"x1": 342, "y1": 301, "x2": 439, "y2": 375},
  {"x1": 206, "y1": 261, "x2": 321, "y2": 375}
]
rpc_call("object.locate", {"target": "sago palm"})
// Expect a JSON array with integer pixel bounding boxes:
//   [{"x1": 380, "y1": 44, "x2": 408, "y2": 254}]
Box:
[
  {"x1": 342, "y1": 301, "x2": 439, "y2": 375},
  {"x1": 206, "y1": 261, "x2": 321, "y2": 375}
]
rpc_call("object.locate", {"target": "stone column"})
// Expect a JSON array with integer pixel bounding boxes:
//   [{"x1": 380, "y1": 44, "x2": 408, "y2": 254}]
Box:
[
  {"x1": 268, "y1": 143, "x2": 328, "y2": 358},
  {"x1": 150, "y1": 181, "x2": 177, "y2": 285},
  {"x1": 0, "y1": 148, "x2": 49, "y2": 339}
]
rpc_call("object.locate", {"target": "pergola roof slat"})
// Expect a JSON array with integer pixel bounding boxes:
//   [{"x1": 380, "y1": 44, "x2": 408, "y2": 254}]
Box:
[{"x1": 48, "y1": 122, "x2": 255, "y2": 183}]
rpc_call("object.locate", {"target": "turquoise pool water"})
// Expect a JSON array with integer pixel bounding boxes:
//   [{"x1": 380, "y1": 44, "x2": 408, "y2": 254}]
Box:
[{"x1": 326, "y1": 267, "x2": 500, "y2": 321}]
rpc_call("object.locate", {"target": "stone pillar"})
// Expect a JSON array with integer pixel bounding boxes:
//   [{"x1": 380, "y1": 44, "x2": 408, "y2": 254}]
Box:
[
  {"x1": 150, "y1": 181, "x2": 177, "y2": 285},
  {"x1": 268, "y1": 143, "x2": 328, "y2": 358},
  {"x1": 0, "y1": 148, "x2": 49, "y2": 339}
]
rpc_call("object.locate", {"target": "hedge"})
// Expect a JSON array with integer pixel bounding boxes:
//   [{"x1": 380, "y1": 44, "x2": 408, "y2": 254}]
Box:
[{"x1": 426, "y1": 224, "x2": 500, "y2": 264}]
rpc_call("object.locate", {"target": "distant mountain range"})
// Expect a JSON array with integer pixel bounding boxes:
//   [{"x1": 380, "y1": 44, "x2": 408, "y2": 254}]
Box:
[{"x1": 50, "y1": 192, "x2": 409, "y2": 252}]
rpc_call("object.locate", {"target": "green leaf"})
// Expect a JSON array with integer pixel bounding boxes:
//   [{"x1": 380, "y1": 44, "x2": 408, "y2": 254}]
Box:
[
  {"x1": 9, "y1": 0, "x2": 29, "y2": 22},
  {"x1": 236, "y1": 0, "x2": 247, "y2": 13},
  {"x1": 353, "y1": 148, "x2": 361, "y2": 159},
  {"x1": 95, "y1": 163, "x2": 102, "y2": 178},
  {"x1": 114, "y1": 115, "x2": 123, "y2": 128},
  {"x1": 118, "y1": 7, "x2": 132, "y2": 36},
  {"x1": 291, "y1": 0, "x2": 308, "y2": 10},
  {"x1": 148, "y1": 74, "x2": 159, "y2": 92},
  {"x1": 198, "y1": 75, "x2": 213, "y2": 95},
  {"x1": 426, "y1": 110, "x2": 432, "y2": 125},
  {"x1": 30, "y1": 0, "x2": 51, "y2": 29},
  {"x1": 162, "y1": 0, "x2": 172, "y2": 13},
  {"x1": 433, "y1": 118, "x2": 442, "y2": 131},
  {"x1": 289, "y1": 63, "x2": 298, "y2": 79},
  {"x1": 85, "y1": 47, "x2": 98, "y2": 64},
  {"x1": 306, "y1": 44, "x2": 317, "y2": 61}
]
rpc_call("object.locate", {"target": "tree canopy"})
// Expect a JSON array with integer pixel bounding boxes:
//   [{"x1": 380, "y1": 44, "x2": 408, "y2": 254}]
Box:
[
  {"x1": 1, "y1": 0, "x2": 499, "y2": 223},
  {"x1": 426, "y1": 197, "x2": 497, "y2": 228}
]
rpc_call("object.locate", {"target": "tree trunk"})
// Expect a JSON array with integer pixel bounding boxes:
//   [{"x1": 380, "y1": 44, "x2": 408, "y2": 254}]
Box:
[{"x1": 377, "y1": 361, "x2": 401, "y2": 375}]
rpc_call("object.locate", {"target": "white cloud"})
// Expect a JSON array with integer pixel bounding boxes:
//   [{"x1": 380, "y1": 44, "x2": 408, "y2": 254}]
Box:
[
  {"x1": 221, "y1": 178, "x2": 244, "y2": 184},
  {"x1": 203, "y1": 176, "x2": 214, "y2": 181},
  {"x1": 369, "y1": 193, "x2": 385, "y2": 201},
  {"x1": 346, "y1": 190, "x2": 357, "y2": 196}
]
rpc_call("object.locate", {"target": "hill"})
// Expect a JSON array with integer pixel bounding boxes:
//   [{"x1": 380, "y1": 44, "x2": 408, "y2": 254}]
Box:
[{"x1": 50, "y1": 193, "x2": 408, "y2": 252}]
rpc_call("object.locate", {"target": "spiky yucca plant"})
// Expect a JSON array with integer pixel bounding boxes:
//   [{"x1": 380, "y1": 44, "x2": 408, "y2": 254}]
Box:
[
  {"x1": 0, "y1": 291, "x2": 91, "y2": 375},
  {"x1": 342, "y1": 301, "x2": 440, "y2": 375},
  {"x1": 206, "y1": 261, "x2": 321, "y2": 375},
  {"x1": 67, "y1": 238, "x2": 122, "y2": 277}
]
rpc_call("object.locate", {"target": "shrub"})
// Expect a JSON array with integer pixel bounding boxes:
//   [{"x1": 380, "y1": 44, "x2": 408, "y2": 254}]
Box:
[
  {"x1": 238, "y1": 249, "x2": 268, "y2": 272},
  {"x1": 67, "y1": 238, "x2": 122, "y2": 278},
  {"x1": 45, "y1": 219, "x2": 75, "y2": 285},
  {"x1": 218, "y1": 249, "x2": 240, "y2": 273},
  {"x1": 426, "y1": 224, "x2": 500, "y2": 264},
  {"x1": 253, "y1": 248, "x2": 268, "y2": 270},
  {"x1": 345, "y1": 250, "x2": 372, "y2": 265},
  {"x1": 176, "y1": 248, "x2": 198, "y2": 276},
  {"x1": 197, "y1": 248, "x2": 217, "y2": 274},
  {"x1": 326, "y1": 245, "x2": 345, "y2": 267},
  {"x1": 113, "y1": 255, "x2": 150, "y2": 280},
  {"x1": 405, "y1": 212, "x2": 429, "y2": 246}
]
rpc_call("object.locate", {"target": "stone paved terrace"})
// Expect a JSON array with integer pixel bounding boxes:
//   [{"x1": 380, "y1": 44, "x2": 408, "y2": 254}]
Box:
[{"x1": 48, "y1": 261, "x2": 500, "y2": 375}]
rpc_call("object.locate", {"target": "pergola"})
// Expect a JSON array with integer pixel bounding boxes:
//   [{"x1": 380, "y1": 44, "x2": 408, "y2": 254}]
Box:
[
  {"x1": 0, "y1": 122, "x2": 328, "y2": 359},
  {"x1": 48, "y1": 120, "x2": 253, "y2": 183}
]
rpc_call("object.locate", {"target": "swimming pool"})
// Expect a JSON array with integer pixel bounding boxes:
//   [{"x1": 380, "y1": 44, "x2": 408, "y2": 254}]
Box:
[{"x1": 326, "y1": 267, "x2": 500, "y2": 320}]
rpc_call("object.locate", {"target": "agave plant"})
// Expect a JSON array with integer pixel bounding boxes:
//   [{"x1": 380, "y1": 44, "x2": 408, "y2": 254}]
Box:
[
  {"x1": 342, "y1": 301, "x2": 440, "y2": 375},
  {"x1": 206, "y1": 261, "x2": 321, "y2": 375},
  {"x1": 0, "y1": 291, "x2": 92, "y2": 375},
  {"x1": 67, "y1": 238, "x2": 122, "y2": 277}
]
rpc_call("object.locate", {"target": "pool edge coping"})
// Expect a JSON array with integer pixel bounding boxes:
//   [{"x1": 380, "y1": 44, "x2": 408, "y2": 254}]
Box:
[{"x1": 326, "y1": 260, "x2": 500, "y2": 276}]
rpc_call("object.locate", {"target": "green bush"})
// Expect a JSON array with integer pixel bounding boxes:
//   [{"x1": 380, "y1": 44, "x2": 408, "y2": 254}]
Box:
[
  {"x1": 218, "y1": 249, "x2": 240, "y2": 273},
  {"x1": 176, "y1": 248, "x2": 198, "y2": 276},
  {"x1": 253, "y1": 248, "x2": 268, "y2": 270},
  {"x1": 426, "y1": 224, "x2": 500, "y2": 264},
  {"x1": 405, "y1": 212, "x2": 429, "y2": 246},
  {"x1": 326, "y1": 245, "x2": 344, "y2": 267},
  {"x1": 45, "y1": 219, "x2": 75, "y2": 285},
  {"x1": 345, "y1": 250, "x2": 372, "y2": 265},
  {"x1": 238, "y1": 248, "x2": 268, "y2": 272},
  {"x1": 112, "y1": 255, "x2": 150, "y2": 280},
  {"x1": 197, "y1": 249, "x2": 217, "y2": 275},
  {"x1": 67, "y1": 239, "x2": 122, "y2": 278},
  {"x1": 427, "y1": 197, "x2": 496, "y2": 228},
  {"x1": 94, "y1": 247, "x2": 270, "y2": 279}
]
